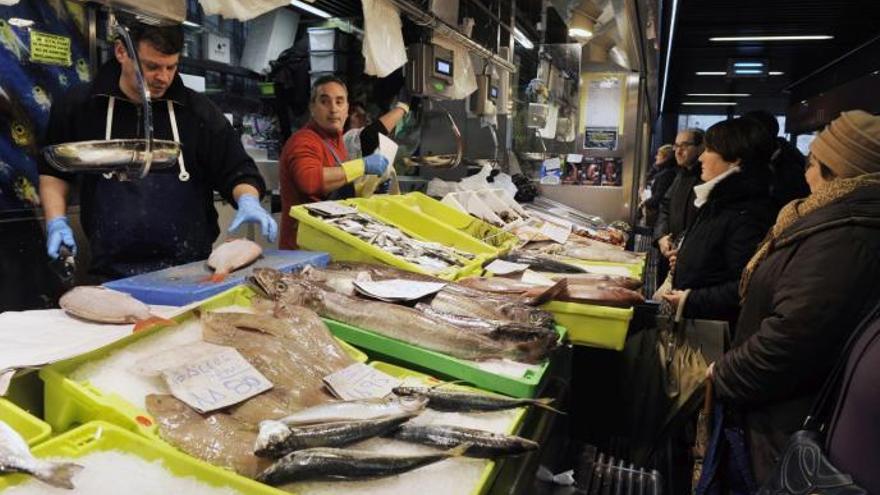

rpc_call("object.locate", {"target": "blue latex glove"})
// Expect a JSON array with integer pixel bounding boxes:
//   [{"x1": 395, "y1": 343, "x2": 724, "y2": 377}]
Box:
[
  {"x1": 228, "y1": 194, "x2": 278, "y2": 242},
  {"x1": 363, "y1": 153, "x2": 389, "y2": 176},
  {"x1": 46, "y1": 216, "x2": 76, "y2": 259}
]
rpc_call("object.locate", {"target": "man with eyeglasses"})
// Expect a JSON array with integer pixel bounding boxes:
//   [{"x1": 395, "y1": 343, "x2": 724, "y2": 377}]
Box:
[{"x1": 653, "y1": 128, "x2": 705, "y2": 281}]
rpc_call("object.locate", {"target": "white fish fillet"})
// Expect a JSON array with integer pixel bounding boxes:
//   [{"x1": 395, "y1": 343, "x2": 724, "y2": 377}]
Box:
[{"x1": 207, "y1": 239, "x2": 262, "y2": 282}]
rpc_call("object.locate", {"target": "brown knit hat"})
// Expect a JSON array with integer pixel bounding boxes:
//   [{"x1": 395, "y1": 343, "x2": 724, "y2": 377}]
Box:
[{"x1": 810, "y1": 110, "x2": 880, "y2": 178}]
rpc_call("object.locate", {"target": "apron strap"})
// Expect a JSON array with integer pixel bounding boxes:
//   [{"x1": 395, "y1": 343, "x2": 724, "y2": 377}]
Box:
[
  {"x1": 167, "y1": 100, "x2": 190, "y2": 182},
  {"x1": 102, "y1": 97, "x2": 116, "y2": 179}
]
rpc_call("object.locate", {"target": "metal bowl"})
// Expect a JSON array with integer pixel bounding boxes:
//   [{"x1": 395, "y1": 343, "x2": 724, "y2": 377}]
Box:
[{"x1": 43, "y1": 139, "x2": 181, "y2": 175}]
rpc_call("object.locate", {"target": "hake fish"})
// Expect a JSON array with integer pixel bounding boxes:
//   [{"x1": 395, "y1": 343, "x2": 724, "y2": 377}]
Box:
[
  {"x1": 392, "y1": 386, "x2": 563, "y2": 414},
  {"x1": 59, "y1": 286, "x2": 175, "y2": 332},
  {"x1": 390, "y1": 424, "x2": 538, "y2": 458},
  {"x1": 270, "y1": 396, "x2": 428, "y2": 427},
  {"x1": 559, "y1": 284, "x2": 645, "y2": 307},
  {"x1": 429, "y1": 287, "x2": 555, "y2": 330},
  {"x1": 500, "y1": 252, "x2": 588, "y2": 274},
  {"x1": 545, "y1": 272, "x2": 643, "y2": 290},
  {"x1": 414, "y1": 304, "x2": 559, "y2": 350},
  {"x1": 255, "y1": 444, "x2": 469, "y2": 485},
  {"x1": 0, "y1": 420, "x2": 82, "y2": 489},
  {"x1": 206, "y1": 238, "x2": 262, "y2": 283},
  {"x1": 254, "y1": 412, "x2": 418, "y2": 458}
]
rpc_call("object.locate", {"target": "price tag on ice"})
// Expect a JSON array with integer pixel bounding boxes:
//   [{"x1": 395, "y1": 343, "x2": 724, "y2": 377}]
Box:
[
  {"x1": 162, "y1": 347, "x2": 273, "y2": 413},
  {"x1": 485, "y1": 259, "x2": 530, "y2": 275},
  {"x1": 323, "y1": 363, "x2": 401, "y2": 400},
  {"x1": 539, "y1": 221, "x2": 572, "y2": 244},
  {"x1": 304, "y1": 201, "x2": 358, "y2": 217},
  {"x1": 352, "y1": 279, "x2": 446, "y2": 302}
]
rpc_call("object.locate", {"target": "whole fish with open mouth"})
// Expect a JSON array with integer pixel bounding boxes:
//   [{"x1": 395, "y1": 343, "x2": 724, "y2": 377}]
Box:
[
  {"x1": 59, "y1": 286, "x2": 176, "y2": 332},
  {"x1": 206, "y1": 238, "x2": 262, "y2": 282},
  {"x1": 255, "y1": 275, "x2": 551, "y2": 363},
  {"x1": 254, "y1": 412, "x2": 418, "y2": 458},
  {"x1": 500, "y1": 252, "x2": 587, "y2": 274},
  {"x1": 0, "y1": 420, "x2": 82, "y2": 489},
  {"x1": 390, "y1": 424, "x2": 539, "y2": 458},
  {"x1": 255, "y1": 444, "x2": 469, "y2": 485},
  {"x1": 271, "y1": 396, "x2": 428, "y2": 427},
  {"x1": 392, "y1": 386, "x2": 563, "y2": 414}
]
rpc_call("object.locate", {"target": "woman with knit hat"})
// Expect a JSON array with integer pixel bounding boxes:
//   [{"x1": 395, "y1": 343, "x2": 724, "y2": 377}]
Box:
[{"x1": 708, "y1": 110, "x2": 880, "y2": 485}]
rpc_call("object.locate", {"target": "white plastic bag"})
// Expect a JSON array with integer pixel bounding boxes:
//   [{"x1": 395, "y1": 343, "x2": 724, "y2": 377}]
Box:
[
  {"x1": 198, "y1": 0, "x2": 288, "y2": 21},
  {"x1": 361, "y1": 0, "x2": 407, "y2": 77}
]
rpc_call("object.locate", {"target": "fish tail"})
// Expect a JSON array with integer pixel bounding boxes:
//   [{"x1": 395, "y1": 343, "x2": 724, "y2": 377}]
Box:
[
  {"x1": 133, "y1": 316, "x2": 177, "y2": 333},
  {"x1": 36, "y1": 461, "x2": 83, "y2": 489},
  {"x1": 530, "y1": 397, "x2": 566, "y2": 415},
  {"x1": 205, "y1": 271, "x2": 228, "y2": 283}
]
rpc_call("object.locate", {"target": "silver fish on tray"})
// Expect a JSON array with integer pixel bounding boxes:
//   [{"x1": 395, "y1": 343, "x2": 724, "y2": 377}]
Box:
[
  {"x1": 392, "y1": 386, "x2": 563, "y2": 414},
  {"x1": 255, "y1": 444, "x2": 469, "y2": 485},
  {"x1": 0, "y1": 420, "x2": 82, "y2": 489},
  {"x1": 270, "y1": 396, "x2": 428, "y2": 427},
  {"x1": 390, "y1": 424, "x2": 539, "y2": 458}
]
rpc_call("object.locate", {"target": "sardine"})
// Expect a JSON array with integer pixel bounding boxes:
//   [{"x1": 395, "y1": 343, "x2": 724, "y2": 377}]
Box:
[
  {"x1": 59, "y1": 286, "x2": 175, "y2": 332},
  {"x1": 255, "y1": 444, "x2": 469, "y2": 485},
  {"x1": 271, "y1": 396, "x2": 428, "y2": 427},
  {"x1": 392, "y1": 386, "x2": 563, "y2": 414},
  {"x1": 254, "y1": 412, "x2": 418, "y2": 458},
  {"x1": 206, "y1": 238, "x2": 262, "y2": 283},
  {"x1": 390, "y1": 424, "x2": 538, "y2": 458},
  {"x1": 501, "y1": 252, "x2": 588, "y2": 273},
  {"x1": 0, "y1": 420, "x2": 82, "y2": 489}
]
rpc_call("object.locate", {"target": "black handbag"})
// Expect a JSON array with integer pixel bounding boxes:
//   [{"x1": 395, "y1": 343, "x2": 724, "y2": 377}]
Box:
[{"x1": 756, "y1": 303, "x2": 879, "y2": 495}]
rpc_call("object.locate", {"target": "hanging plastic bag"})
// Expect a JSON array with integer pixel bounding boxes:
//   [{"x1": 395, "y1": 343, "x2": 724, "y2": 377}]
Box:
[
  {"x1": 361, "y1": 0, "x2": 407, "y2": 77},
  {"x1": 198, "y1": 0, "x2": 289, "y2": 21}
]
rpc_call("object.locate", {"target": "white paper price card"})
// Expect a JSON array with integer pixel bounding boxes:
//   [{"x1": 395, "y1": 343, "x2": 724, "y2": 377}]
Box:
[
  {"x1": 162, "y1": 347, "x2": 273, "y2": 413},
  {"x1": 377, "y1": 133, "x2": 400, "y2": 165},
  {"x1": 539, "y1": 221, "x2": 572, "y2": 244},
  {"x1": 323, "y1": 363, "x2": 401, "y2": 400},
  {"x1": 542, "y1": 157, "x2": 562, "y2": 171},
  {"x1": 304, "y1": 201, "x2": 358, "y2": 217},
  {"x1": 566, "y1": 154, "x2": 583, "y2": 163},
  {"x1": 352, "y1": 279, "x2": 446, "y2": 301},
  {"x1": 485, "y1": 259, "x2": 530, "y2": 275}
]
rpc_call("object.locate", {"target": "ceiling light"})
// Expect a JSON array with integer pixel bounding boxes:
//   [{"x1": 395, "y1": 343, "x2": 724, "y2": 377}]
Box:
[
  {"x1": 710, "y1": 35, "x2": 833, "y2": 42},
  {"x1": 682, "y1": 102, "x2": 737, "y2": 106},
  {"x1": 513, "y1": 27, "x2": 534, "y2": 50},
  {"x1": 733, "y1": 62, "x2": 763, "y2": 68},
  {"x1": 182, "y1": 20, "x2": 201, "y2": 28},
  {"x1": 8, "y1": 18, "x2": 34, "y2": 27},
  {"x1": 290, "y1": 0, "x2": 331, "y2": 19},
  {"x1": 569, "y1": 28, "x2": 593, "y2": 39},
  {"x1": 734, "y1": 69, "x2": 763, "y2": 75},
  {"x1": 659, "y1": 0, "x2": 680, "y2": 113},
  {"x1": 769, "y1": 71, "x2": 784, "y2": 75},
  {"x1": 696, "y1": 71, "x2": 726, "y2": 76},
  {"x1": 686, "y1": 93, "x2": 751, "y2": 97},
  {"x1": 568, "y1": 11, "x2": 594, "y2": 41}
]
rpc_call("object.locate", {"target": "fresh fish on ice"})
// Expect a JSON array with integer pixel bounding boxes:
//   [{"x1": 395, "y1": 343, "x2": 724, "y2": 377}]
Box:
[
  {"x1": 272, "y1": 396, "x2": 428, "y2": 427},
  {"x1": 544, "y1": 272, "x2": 643, "y2": 290},
  {"x1": 414, "y1": 303, "x2": 559, "y2": 352},
  {"x1": 390, "y1": 424, "x2": 538, "y2": 458},
  {"x1": 59, "y1": 286, "x2": 175, "y2": 332},
  {"x1": 500, "y1": 253, "x2": 587, "y2": 274},
  {"x1": 255, "y1": 444, "x2": 469, "y2": 485},
  {"x1": 0, "y1": 420, "x2": 82, "y2": 489},
  {"x1": 559, "y1": 284, "x2": 645, "y2": 307},
  {"x1": 392, "y1": 386, "x2": 563, "y2": 414},
  {"x1": 429, "y1": 287, "x2": 555, "y2": 329},
  {"x1": 206, "y1": 238, "x2": 262, "y2": 283}
]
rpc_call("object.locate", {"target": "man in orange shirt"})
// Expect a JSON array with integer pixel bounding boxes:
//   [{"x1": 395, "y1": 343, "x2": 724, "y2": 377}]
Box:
[{"x1": 278, "y1": 76, "x2": 389, "y2": 249}]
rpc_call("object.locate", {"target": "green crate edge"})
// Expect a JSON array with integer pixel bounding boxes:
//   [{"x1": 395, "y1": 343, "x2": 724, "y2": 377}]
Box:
[
  {"x1": 0, "y1": 398, "x2": 51, "y2": 447},
  {"x1": 40, "y1": 285, "x2": 368, "y2": 438},
  {"x1": 323, "y1": 318, "x2": 566, "y2": 398},
  {"x1": 0, "y1": 421, "x2": 286, "y2": 494}
]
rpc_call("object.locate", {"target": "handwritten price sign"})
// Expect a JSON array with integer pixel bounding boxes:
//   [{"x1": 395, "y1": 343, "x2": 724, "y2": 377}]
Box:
[
  {"x1": 323, "y1": 363, "x2": 401, "y2": 400},
  {"x1": 162, "y1": 347, "x2": 273, "y2": 413}
]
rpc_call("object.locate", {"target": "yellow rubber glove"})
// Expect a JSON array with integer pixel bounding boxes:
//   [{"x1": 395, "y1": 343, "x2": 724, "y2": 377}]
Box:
[{"x1": 340, "y1": 158, "x2": 366, "y2": 182}]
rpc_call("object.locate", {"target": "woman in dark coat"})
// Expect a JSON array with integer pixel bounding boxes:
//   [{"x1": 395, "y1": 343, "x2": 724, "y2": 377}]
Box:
[
  {"x1": 661, "y1": 118, "x2": 774, "y2": 327},
  {"x1": 710, "y1": 110, "x2": 880, "y2": 484}
]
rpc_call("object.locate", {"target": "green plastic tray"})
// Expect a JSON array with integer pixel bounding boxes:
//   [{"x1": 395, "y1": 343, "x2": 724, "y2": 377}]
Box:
[
  {"x1": 40, "y1": 286, "x2": 367, "y2": 438},
  {"x1": 541, "y1": 301, "x2": 633, "y2": 351},
  {"x1": 0, "y1": 421, "x2": 285, "y2": 493},
  {"x1": 0, "y1": 398, "x2": 51, "y2": 447},
  {"x1": 292, "y1": 200, "x2": 492, "y2": 281},
  {"x1": 369, "y1": 361, "x2": 528, "y2": 495},
  {"x1": 379, "y1": 192, "x2": 522, "y2": 252},
  {"x1": 323, "y1": 319, "x2": 566, "y2": 398}
]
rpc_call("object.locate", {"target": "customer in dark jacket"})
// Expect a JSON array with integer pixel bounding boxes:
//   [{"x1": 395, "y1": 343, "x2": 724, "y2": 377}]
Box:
[
  {"x1": 654, "y1": 128, "x2": 704, "y2": 282},
  {"x1": 642, "y1": 144, "x2": 676, "y2": 227},
  {"x1": 661, "y1": 119, "x2": 774, "y2": 326},
  {"x1": 742, "y1": 110, "x2": 810, "y2": 212},
  {"x1": 710, "y1": 110, "x2": 880, "y2": 484}
]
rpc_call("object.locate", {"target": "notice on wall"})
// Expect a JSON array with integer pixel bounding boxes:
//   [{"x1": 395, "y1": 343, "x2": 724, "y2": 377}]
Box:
[
  {"x1": 29, "y1": 30, "x2": 72, "y2": 67},
  {"x1": 584, "y1": 127, "x2": 619, "y2": 151}
]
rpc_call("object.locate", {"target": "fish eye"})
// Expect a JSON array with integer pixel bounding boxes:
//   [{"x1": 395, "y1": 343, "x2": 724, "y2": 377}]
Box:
[{"x1": 275, "y1": 282, "x2": 287, "y2": 293}]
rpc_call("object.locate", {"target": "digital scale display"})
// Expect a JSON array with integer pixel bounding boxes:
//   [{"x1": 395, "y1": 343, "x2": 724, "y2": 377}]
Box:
[{"x1": 435, "y1": 58, "x2": 453, "y2": 77}]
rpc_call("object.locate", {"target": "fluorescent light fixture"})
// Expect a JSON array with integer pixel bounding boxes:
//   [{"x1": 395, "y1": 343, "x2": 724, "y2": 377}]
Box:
[
  {"x1": 733, "y1": 62, "x2": 763, "y2": 67},
  {"x1": 734, "y1": 69, "x2": 763, "y2": 75},
  {"x1": 659, "y1": 0, "x2": 680, "y2": 113},
  {"x1": 513, "y1": 27, "x2": 534, "y2": 50},
  {"x1": 769, "y1": 71, "x2": 784, "y2": 75},
  {"x1": 711, "y1": 35, "x2": 833, "y2": 42},
  {"x1": 569, "y1": 28, "x2": 593, "y2": 39},
  {"x1": 686, "y1": 93, "x2": 751, "y2": 97},
  {"x1": 182, "y1": 20, "x2": 201, "y2": 28},
  {"x1": 290, "y1": 0, "x2": 331, "y2": 19},
  {"x1": 682, "y1": 102, "x2": 738, "y2": 106},
  {"x1": 8, "y1": 18, "x2": 34, "y2": 27},
  {"x1": 696, "y1": 71, "x2": 726, "y2": 76}
]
